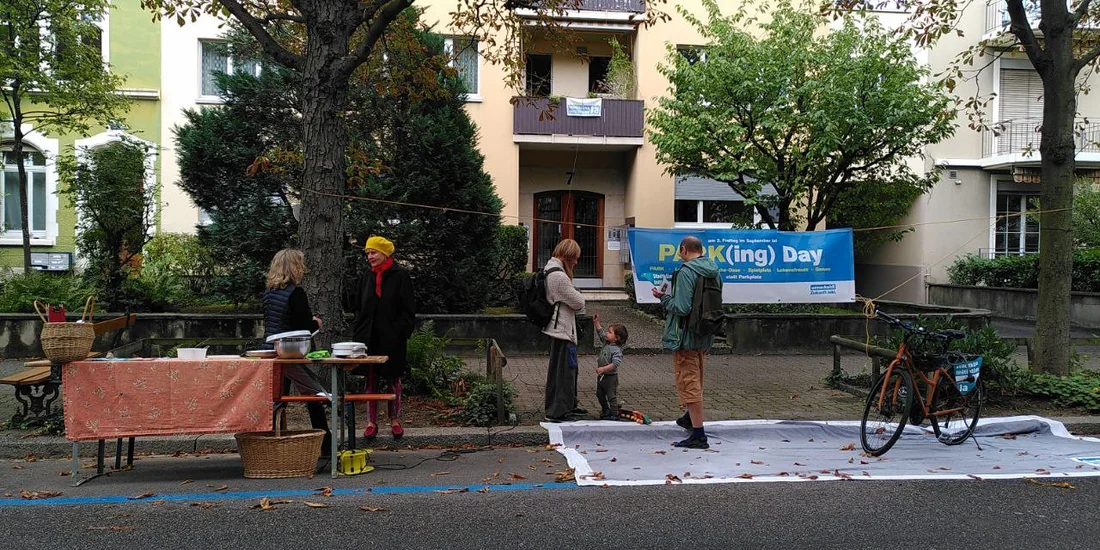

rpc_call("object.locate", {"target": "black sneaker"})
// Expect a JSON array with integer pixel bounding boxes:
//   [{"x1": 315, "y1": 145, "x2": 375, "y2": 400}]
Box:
[
  {"x1": 571, "y1": 407, "x2": 589, "y2": 415},
  {"x1": 600, "y1": 414, "x2": 618, "y2": 421},
  {"x1": 673, "y1": 434, "x2": 710, "y2": 449},
  {"x1": 675, "y1": 412, "x2": 692, "y2": 430}
]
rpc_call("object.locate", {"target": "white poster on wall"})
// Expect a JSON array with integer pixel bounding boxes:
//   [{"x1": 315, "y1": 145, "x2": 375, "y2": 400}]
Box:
[{"x1": 566, "y1": 97, "x2": 602, "y2": 117}]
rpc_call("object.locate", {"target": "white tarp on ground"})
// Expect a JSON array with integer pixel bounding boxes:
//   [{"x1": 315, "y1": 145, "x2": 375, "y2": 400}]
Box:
[{"x1": 542, "y1": 416, "x2": 1100, "y2": 486}]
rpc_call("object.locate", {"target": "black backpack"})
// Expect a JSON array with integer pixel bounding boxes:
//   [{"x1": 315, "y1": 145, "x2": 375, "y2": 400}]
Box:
[
  {"x1": 522, "y1": 267, "x2": 563, "y2": 327},
  {"x1": 686, "y1": 272, "x2": 725, "y2": 338}
]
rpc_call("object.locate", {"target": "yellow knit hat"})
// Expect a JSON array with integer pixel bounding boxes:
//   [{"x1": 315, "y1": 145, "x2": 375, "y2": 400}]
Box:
[{"x1": 364, "y1": 235, "x2": 394, "y2": 257}]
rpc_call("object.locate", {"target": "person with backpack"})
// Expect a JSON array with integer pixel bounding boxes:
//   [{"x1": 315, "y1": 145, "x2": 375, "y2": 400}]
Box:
[
  {"x1": 652, "y1": 236, "x2": 723, "y2": 449},
  {"x1": 540, "y1": 238, "x2": 587, "y2": 422}
]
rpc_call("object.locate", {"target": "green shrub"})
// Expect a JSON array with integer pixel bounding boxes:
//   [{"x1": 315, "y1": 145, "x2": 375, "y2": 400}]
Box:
[
  {"x1": 0, "y1": 271, "x2": 96, "y2": 314},
  {"x1": 1023, "y1": 370, "x2": 1100, "y2": 412},
  {"x1": 947, "y1": 250, "x2": 1100, "y2": 292},
  {"x1": 487, "y1": 225, "x2": 530, "y2": 307},
  {"x1": 457, "y1": 373, "x2": 516, "y2": 427},
  {"x1": 405, "y1": 321, "x2": 464, "y2": 397}
]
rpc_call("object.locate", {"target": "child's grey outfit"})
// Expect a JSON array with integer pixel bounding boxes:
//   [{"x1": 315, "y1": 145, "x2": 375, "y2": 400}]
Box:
[{"x1": 596, "y1": 331, "x2": 624, "y2": 419}]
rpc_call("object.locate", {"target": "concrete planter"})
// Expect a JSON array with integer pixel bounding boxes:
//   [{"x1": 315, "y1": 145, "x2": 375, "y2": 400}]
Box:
[
  {"x1": 0, "y1": 312, "x2": 595, "y2": 359},
  {"x1": 928, "y1": 284, "x2": 1100, "y2": 329}
]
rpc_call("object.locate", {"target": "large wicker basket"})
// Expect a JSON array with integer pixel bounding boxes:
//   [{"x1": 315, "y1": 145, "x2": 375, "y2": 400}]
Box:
[
  {"x1": 35, "y1": 297, "x2": 96, "y2": 364},
  {"x1": 235, "y1": 429, "x2": 324, "y2": 479}
]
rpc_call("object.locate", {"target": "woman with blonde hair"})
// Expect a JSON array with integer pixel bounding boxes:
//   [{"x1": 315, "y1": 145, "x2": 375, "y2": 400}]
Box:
[
  {"x1": 262, "y1": 249, "x2": 331, "y2": 452},
  {"x1": 542, "y1": 238, "x2": 587, "y2": 422}
]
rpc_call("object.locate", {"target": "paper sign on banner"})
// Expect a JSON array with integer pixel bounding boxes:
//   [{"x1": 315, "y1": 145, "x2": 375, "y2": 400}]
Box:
[
  {"x1": 627, "y1": 227, "x2": 856, "y2": 304},
  {"x1": 566, "y1": 97, "x2": 602, "y2": 117}
]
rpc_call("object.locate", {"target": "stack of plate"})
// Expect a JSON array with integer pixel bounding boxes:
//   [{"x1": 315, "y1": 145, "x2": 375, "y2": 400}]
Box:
[{"x1": 332, "y1": 341, "x2": 367, "y2": 358}]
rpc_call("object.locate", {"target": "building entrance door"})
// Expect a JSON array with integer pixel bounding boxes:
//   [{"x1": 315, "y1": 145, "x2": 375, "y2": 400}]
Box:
[{"x1": 533, "y1": 191, "x2": 603, "y2": 279}]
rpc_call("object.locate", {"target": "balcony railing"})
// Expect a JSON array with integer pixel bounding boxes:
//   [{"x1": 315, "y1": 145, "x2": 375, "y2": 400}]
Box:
[
  {"x1": 527, "y1": 0, "x2": 645, "y2": 12},
  {"x1": 982, "y1": 1, "x2": 1094, "y2": 35},
  {"x1": 983, "y1": 118, "x2": 1100, "y2": 157},
  {"x1": 513, "y1": 97, "x2": 644, "y2": 138}
]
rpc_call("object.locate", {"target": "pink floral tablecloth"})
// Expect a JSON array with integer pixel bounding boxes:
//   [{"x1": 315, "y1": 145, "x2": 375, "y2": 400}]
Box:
[{"x1": 62, "y1": 359, "x2": 275, "y2": 441}]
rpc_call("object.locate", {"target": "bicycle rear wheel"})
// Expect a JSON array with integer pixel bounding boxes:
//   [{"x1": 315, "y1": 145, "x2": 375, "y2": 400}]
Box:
[
  {"x1": 931, "y1": 377, "x2": 983, "y2": 445},
  {"x1": 860, "y1": 368, "x2": 913, "y2": 456}
]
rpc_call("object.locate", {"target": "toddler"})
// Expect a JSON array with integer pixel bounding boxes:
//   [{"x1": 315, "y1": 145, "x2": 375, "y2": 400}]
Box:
[{"x1": 593, "y1": 314, "x2": 629, "y2": 421}]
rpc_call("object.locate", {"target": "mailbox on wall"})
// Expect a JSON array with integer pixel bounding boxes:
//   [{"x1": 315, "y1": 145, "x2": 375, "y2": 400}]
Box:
[{"x1": 30, "y1": 252, "x2": 73, "y2": 272}]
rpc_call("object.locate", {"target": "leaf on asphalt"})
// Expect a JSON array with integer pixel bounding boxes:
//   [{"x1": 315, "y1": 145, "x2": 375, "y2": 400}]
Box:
[
  {"x1": 314, "y1": 486, "x2": 334, "y2": 497},
  {"x1": 190, "y1": 502, "x2": 217, "y2": 510},
  {"x1": 507, "y1": 472, "x2": 527, "y2": 481},
  {"x1": 24, "y1": 455, "x2": 37, "y2": 462},
  {"x1": 179, "y1": 479, "x2": 193, "y2": 485},
  {"x1": 790, "y1": 394, "x2": 798, "y2": 399},
  {"x1": 967, "y1": 474, "x2": 982, "y2": 480},
  {"x1": 539, "y1": 458, "x2": 553, "y2": 463},
  {"x1": 499, "y1": 457, "x2": 505, "y2": 463},
  {"x1": 527, "y1": 465, "x2": 538, "y2": 471},
  {"x1": 430, "y1": 471, "x2": 451, "y2": 477},
  {"x1": 128, "y1": 492, "x2": 156, "y2": 500},
  {"x1": 150, "y1": 500, "x2": 167, "y2": 507},
  {"x1": 360, "y1": 506, "x2": 387, "y2": 512},
  {"x1": 666, "y1": 474, "x2": 682, "y2": 483},
  {"x1": 737, "y1": 473, "x2": 753, "y2": 479},
  {"x1": 581, "y1": 472, "x2": 606, "y2": 481},
  {"x1": 1026, "y1": 479, "x2": 1075, "y2": 489},
  {"x1": 212, "y1": 485, "x2": 229, "y2": 492},
  {"x1": 750, "y1": 460, "x2": 764, "y2": 465},
  {"x1": 87, "y1": 526, "x2": 134, "y2": 531},
  {"x1": 19, "y1": 490, "x2": 63, "y2": 500},
  {"x1": 477, "y1": 486, "x2": 490, "y2": 494},
  {"x1": 600, "y1": 483, "x2": 610, "y2": 488},
  {"x1": 554, "y1": 469, "x2": 575, "y2": 482},
  {"x1": 304, "y1": 502, "x2": 329, "y2": 508},
  {"x1": 839, "y1": 443, "x2": 855, "y2": 451},
  {"x1": 435, "y1": 488, "x2": 469, "y2": 495},
  {"x1": 11, "y1": 465, "x2": 23, "y2": 470}
]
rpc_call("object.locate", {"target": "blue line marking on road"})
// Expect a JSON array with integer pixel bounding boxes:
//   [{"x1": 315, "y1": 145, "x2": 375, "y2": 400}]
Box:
[{"x1": 0, "y1": 483, "x2": 576, "y2": 507}]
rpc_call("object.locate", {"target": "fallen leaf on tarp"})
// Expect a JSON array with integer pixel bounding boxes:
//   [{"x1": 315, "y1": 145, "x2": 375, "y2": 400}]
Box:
[
  {"x1": 751, "y1": 460, "x2": 764, "y2": 465},
  {"x1": 314, "y1": 486, "x2": 334, "y2": 497},
  {"x1": 554, "y1": 469, "x2": 575, "y2": 482},
  {"x1": 1026, "y1": 479, "x2": 1075, "y2": 489},
  {"x1": 609, "y1": 458, "x2": 617, "y2": 462},
  {"x1": 993, "y1": 466, "x2": 1002, "y2": 470},
  {"x1": 1036, "y1": 469, "x2": 1051, "y2": 475},
  {"x1": 477, "y1": 486, "x2": 490, "y2": 494},
  {"x1": 1002, "y1": 434, "x2": 1017, "y2": 440},
  {"x1": 128, "y1": 492, "x2": 156, "y2": 500},
  {"x1": 777, "y1": 472, "x2": 789, "y2": 477},
  {"x1": 179, "y1": 479, "x2": 193, "y2": 485},
  {"x1": 684, "y1": 472, "x2": 691, "y2": 477},
  {"x1": 666, "y1": 474, "x2": 682, "y2": 483},
  {"x1": 839, "y1": 443, "x2": 855, "y2": 451},
  {"x1": 581, "y1": 472, "x2": 606, "y2": 481},
  {"x1": 860, "y1": 460, "x2": 869, "y2": 465},
  {"x1": 1017, "y1": 451, "x2": 1030, "y2": 456},
  {"x1": 430, "y1": 471, "x2": 451, "y2": 477},
  {"x1": 833, "y1": 470, "x2": 852, "y2": 479},
  {"x1": 848, "y1": 457, "x2": 854, "y2": 464},
  {"x1": 594, "y1": 449, "x2": 609, "y2": 453},
  {"x1": 435, "y1": 488, "x2": 469, "y2": 495},
  {"x1": 862, "y1": 471, "x2": 871, "y2": 477},
  {"x1": 652, "y1": 450, "x2": 666, "y2": 455},
  {"x1": 20, "y1": 490, "x2": 62, "y2": 500},
  {"x1": 545, "y1": 443, "x2": 561, "y2": 450},
  {"x1": 794, "y1": 462, "x2": 807, "y2": 466},
  {"x1": 968, "y1": 474, "x2": 982, "y2": 480},
  {"x1": 737, "y1": 473, "x2": 754, "y2": 479},
  {"x1": 87, "y1": 526, "x2": 134, "y2": 532},
  {"x1": 360, "y1": 506, "x2": 386, "y2": 512},
  {"x1": 304, "y1": 502, "x2": 329, "y2": 508}
]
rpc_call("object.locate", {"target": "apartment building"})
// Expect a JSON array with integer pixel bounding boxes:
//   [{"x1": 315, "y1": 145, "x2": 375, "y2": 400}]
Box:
[
  {"x1": 0, "y1": 0, "x2": 161, "y2": 271},
  {"x1": 859, "y1": 0, "x2": 1100, "y2": 302}
]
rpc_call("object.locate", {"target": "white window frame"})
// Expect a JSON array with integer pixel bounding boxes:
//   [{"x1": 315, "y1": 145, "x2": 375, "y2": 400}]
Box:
[
  {"x1": 197, "y1": 39, "x2": 262, "y2": 104},
  {"x1": 0, "y1": 125, "x2": 60, "y2": 246},
  {"x1": 672, "y1": 198, "x2": 758, "y2": 229},
  {"x1": 988, "y1": 177, "x2": 1040, "y2": 257},
  {"x1": 443, "y1": 36, "x2": 481, "y2": 103},
  {"x1": 32, "y1": 7, "x2": 109, "y2": 77}
]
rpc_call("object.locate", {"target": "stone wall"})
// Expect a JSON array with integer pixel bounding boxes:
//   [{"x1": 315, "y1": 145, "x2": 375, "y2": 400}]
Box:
[{"x1": 928, "y1": 284, "x2": 1100, "y2": 329}]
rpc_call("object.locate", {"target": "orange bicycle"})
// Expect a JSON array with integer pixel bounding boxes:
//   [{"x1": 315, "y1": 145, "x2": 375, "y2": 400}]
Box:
[{"x1": 860, "y1": 310, "x2": 984, "y2": 456}]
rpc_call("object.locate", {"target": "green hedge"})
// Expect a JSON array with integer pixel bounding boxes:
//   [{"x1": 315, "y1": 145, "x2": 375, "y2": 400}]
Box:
[{"x1": 946, "y1": 249, "x2": 1100, "y2": 293}]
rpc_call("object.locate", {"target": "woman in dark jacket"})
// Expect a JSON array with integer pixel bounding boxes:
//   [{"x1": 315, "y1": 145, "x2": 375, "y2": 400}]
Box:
[
  {"x1": 262, "y1": 249, "x2": 330, "y2": 452},
  {"x1": 348, "y1": 236, "x2": 415, "y2": 440}
]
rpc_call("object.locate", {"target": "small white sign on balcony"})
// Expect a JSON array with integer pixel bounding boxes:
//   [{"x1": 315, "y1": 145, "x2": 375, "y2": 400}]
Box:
[{"x1": 566, "y1": 97, "x2": 602, "y2": 117}]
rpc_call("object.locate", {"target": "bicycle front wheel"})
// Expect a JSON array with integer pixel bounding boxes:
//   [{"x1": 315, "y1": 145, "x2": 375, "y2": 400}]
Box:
[
  {"x1": 931, "y1": 377, "x2": 983, "y2": 445},
  {"x1": 860, "y1": 368, "x2": 913, "y2": 456}
]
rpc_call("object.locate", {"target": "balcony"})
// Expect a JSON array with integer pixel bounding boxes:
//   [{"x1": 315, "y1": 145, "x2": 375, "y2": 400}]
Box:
[
  {"x1": 517, "y1": 0, "x2": 645, "y2": 13},
  {"x1": 513, "y1": 96, "x2": 644, "y2": 149},
  {"x1": 981, "y1": 118, "x2": 1100, "y2": 165},
  {"x1": 984, "y1": 0, "x2": 1040, "y2": 36}
]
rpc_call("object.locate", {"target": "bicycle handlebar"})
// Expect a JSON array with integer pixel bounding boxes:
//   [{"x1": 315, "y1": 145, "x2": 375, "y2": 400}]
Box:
[{"x1": 874, "y1": 309, "x2": 956, "y2": 342}]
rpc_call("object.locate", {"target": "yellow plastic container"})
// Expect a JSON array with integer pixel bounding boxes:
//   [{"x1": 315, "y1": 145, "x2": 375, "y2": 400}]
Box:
[{"x1": 337, "y1": 449, "x2": 373, "y2": 475}]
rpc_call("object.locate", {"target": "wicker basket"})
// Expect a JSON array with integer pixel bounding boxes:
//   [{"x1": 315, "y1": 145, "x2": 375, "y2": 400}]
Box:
[
  {"x1": 235, "y1": 429, "x2": 324, "y2": 479},
  {"x1": 35, "y1": 297, "x2": 96, "y2": 364}
]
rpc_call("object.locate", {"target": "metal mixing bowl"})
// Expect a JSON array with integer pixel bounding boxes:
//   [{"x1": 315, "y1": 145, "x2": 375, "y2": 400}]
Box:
[{"x1": 274, "y1": 336, "x2": 312, "y2": 359}]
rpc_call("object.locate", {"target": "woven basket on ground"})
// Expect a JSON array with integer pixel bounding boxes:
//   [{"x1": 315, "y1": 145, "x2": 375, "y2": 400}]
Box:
[
  {"x1": 235, "y1": 429, "x2": 324, "y2": 479},
  {"x1": 35, "y1": 297, "x2": 96, "y2": 364}
]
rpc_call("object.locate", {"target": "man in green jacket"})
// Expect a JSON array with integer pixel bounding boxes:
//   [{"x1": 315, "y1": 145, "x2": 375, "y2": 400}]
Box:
[{"x1": 652, "y1": 236, "x2": 721, "y2": 449}]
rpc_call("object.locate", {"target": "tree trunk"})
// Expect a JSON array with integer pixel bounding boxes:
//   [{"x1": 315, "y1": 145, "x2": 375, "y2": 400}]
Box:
[
  {"x1": 298, "y1": 7, "x2": 355, "y2": 349},
  {"x1": 11, "y1": 110, "x2": 32, "y2": 270},
  {"x1": 1033, "y1": 15, "x2": 1077, "y2": 376}
]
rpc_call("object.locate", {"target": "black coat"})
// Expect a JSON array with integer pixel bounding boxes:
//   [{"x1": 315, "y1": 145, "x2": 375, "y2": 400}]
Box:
[{"x1": 348, "y1": 262, "x2": 416, "y2": 377}]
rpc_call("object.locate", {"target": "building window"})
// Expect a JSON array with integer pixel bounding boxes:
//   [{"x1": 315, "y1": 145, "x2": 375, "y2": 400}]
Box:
[
  {"x1": 677, "y1": 45, "x2": 707, "y2": 65},
  {"x1": 1, "y1": 148, "x2": 48, "y2": 235},
  {"x1": 994, "y1": 191, "x2": 1040, "y2": 256},
  {"x1": 199, "y1": 40, "x2": 261, "y2": 98},
  {"x1": 674, "y1": 199, "x2": 751, "y2": 226},
  {"x1": 588, "y1": 56, "x2": 610, "y2": 94},
  {"x1": 525, "y1": 53, "x2": 552, "y2": 97},
  {"x1": 444, "y1": 37, "x2": 479, "y2": 99}
]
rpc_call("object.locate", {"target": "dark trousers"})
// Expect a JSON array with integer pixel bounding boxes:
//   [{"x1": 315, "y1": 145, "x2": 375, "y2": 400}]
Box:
[
  {"x1": 545, "y1": 338, "x2": 578, "y2": 419},
  {"x1": 596, "y1": 373, "x2": 619, "y2": 417}
]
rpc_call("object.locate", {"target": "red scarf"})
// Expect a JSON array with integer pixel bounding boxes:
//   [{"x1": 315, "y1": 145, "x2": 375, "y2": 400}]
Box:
[{"x1": 372, "y1": 257, "x2": 394, "y2": 297}]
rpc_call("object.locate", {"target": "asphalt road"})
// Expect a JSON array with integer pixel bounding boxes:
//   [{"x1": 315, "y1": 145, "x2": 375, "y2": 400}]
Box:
[{"x1": 3, "y1": 447, "x2": 1098, "y2": 549}]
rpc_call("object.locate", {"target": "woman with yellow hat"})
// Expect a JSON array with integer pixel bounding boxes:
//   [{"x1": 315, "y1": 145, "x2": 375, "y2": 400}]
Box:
[{"x1": 347, "y1": 236, "x2": 415, "y2": 440}]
